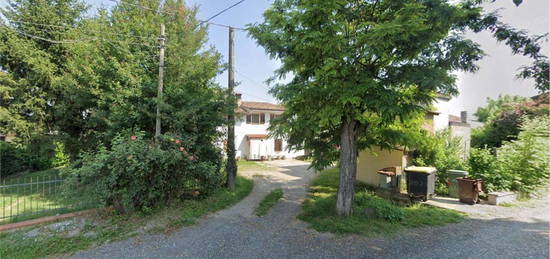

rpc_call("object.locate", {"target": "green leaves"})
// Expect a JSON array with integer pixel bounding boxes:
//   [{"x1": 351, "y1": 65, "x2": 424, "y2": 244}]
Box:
[
  {"x1": 470, "y1": 115, "x2": 550, "y2": 193},
  {"x1": 249, "y1": 0, "x2": 490, "y2": 170},
  {"x1": 1, "y1": 0, "x2": 224, "y2": 163}
]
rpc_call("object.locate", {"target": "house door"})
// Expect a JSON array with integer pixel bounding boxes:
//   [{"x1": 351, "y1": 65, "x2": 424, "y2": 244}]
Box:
[{"x1": 249, "y1": 139, "x2": 267, "y2": 160}]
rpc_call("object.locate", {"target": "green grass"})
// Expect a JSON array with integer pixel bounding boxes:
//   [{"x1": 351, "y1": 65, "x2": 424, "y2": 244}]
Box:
[
  {"x1": 0, "y1": 176, "x2": 253, "y2": 259},
  {"x1": 237, "y1": 160, "x2": 271, "y2": 171},
  {"x1": 254, "y1": 188, "x2": 284, "y2": 216},
  {"x1": 298, "y1": 168, "x2": 465, "y2": 237},
  {"x1": 498, "y1": 202, "x2": 516, "y2": 207},
  {"x1": 0, "y1": 168, "x2": 83, "y2": 224}
]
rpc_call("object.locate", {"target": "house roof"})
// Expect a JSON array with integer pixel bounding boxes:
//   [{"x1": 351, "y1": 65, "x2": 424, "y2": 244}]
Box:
[{"x1": 240, "y1": 101, "x2": 285, "y2": 112}]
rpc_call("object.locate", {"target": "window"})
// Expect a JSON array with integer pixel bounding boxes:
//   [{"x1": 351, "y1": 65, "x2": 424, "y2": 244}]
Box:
[
  {"x1": 274, "y1": 139, "x2": 283, "y2": 152},
  {"x1": 270, "y1": 114, "x2": 281, "y2": 121},
  {"x1": 246, "y1": 113, "x2": 265, "y2": 124},
  {"x1": 0, "y1": 135, "x2": 5, "y2": 142}
]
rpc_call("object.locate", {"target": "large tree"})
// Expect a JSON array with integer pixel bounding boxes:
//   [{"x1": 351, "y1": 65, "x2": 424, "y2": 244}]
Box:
[
  {"x1": 249, "y1": 0, "x2": 547, "y2": 216},
  {"x1": 1, "y1": 0, "x2": 225, "y2": 163},
  {"x1": 0, "y1": 0, "x2": 87, "y2": 140}
]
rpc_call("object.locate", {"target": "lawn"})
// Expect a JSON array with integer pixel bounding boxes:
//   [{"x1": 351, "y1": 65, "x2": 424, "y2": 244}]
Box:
[
  {"x1": 0, "y1": 168, "x2": 84, "y2": 224},
  {"x1": 254, "y1": 188, "x2": 283, "y2": 216},
  {"x1": 298, "y1": 168, "x2": 465, "y2": 236},
  {"x1": 0, "y1": 176, "x2": 253, "y2": 258},
  {"x1": 237, "y1": 160, "x2": 272, "y2": 171}
]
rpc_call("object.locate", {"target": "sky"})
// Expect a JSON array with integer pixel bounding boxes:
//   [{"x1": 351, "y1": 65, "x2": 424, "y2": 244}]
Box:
[{"x1": 1, "y1": 0, "x2": 548, "y2": 115}]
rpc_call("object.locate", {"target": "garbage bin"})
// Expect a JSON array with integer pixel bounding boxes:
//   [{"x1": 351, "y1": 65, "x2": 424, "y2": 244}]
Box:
[
  {"x1": 447, "y1": 170, "x2": 469, "y2": 198},
  {"x1": 405, "y1": 166, "x2": 437, "y2": 201},
  {"x1": 377, "y1": 167, "x2": 401, "y2": 190},
  {"x1": 457, "y1": 177, "x2": 483, "y2": 205}
]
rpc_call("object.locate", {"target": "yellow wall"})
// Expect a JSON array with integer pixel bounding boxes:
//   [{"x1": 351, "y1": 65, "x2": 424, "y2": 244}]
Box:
[{"x1": 357, "y1": 147, "x2": 406, "y2": 186}]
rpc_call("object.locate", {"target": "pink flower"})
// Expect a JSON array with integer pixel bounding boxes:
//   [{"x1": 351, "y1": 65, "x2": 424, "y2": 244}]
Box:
[
  {"x1": 189, "y1": 155, "x2": 196, "y2": 161},
  {"x1": 179, "y1": 147, "x2": 185, "y2": 152},
  {"x1": 175, "y1": 139, "x2": 181, "y2": 144},
  {"x1": 130, "y1": 135, "x2": 137, "y2": 140},
  {"x1": 191, "y1": 190, "x2": 200, "y2": 197}
]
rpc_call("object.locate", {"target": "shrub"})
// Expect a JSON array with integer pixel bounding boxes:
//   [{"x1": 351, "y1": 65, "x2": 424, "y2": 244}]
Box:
[
  {"x1": 0, "y1": 136, "x2": 59, "y2": 178},
  {"x1": 62, "y1": 132, "x2": 225, "y2": 214},
  {"x1": 468, "y1": 116, "x2": 550, "y2": 194},
  {"x1": 412, "y1": 130, "x2": 467, "y2": 195},
  {"x1": 496, "y1": 116, "x2": 550, "y2": 193},
  {"x1": 52, "y1": 142, "x2": 70, "y2": 168},
  {"x1": 468, "y1": 148, "x2": 501, "y2": 192},
  {"x1": 355, "y1": 193, "x2": 404, "y2": 223},
  {"x1": 0, "y1": 141, "x2": 30, "y2": 178}
]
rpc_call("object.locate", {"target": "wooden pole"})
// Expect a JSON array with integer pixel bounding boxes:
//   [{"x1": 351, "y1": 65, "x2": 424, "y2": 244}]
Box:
[
  {"x1": 155, "y1": 24, "x2": 165, "y2": 138},
  {"x1": 226, "y1": 27, "x2": 237, "y2": 189}
]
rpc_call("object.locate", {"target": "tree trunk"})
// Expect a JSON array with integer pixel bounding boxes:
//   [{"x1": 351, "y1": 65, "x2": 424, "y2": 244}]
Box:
[{"x1": 336, "y1": 119, "x2": 358, "y2": 216}]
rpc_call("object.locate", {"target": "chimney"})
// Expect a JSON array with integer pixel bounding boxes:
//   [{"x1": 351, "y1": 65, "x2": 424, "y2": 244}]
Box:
[
  {"x1": 235, "y1": 92, "x2": 242, "y2": 106},
  {"x1": 460, "y1": 111, "x2": 468, "y2": 123}
]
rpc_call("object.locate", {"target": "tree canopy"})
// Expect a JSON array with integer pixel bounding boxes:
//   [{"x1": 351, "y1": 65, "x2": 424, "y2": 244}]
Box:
[
  {"x1": 472, "y1": 93, "x2": 549, "y2": 148},
  {"x1": 249, "y1": 0, "x2": 548, "y2": 216},
  {"x1": 0, "y1": 0, "x2": 225, "y2": 165},
  {"x1": 474, "y1": 95, "x2": 528, "y2": 123}
]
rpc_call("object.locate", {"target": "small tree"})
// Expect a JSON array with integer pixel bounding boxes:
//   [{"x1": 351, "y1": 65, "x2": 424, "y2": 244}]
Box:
[
  {"x1": 472, "y1": 93, "x2": 549, "y2": 148},
  {"x1": 474, "y1": 95, "x2": 527, "y2": 123},
  {"x1": 249, "y1": 0, "x2": 547, "y2": 216}
]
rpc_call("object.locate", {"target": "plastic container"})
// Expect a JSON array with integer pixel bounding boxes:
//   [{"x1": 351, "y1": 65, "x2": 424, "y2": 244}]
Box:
[
  {"x1": 447, "y1": 170, "x2": 469, "y2": 198},
  {"x1": 457, "y1": 177, "x2": 483, "y2": 205},
  {"x1": 405, "y1": 166, "x2": 437, "y2": 201}
]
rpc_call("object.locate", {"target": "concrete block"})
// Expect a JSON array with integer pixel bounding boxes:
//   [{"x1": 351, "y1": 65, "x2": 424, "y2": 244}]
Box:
[{"x1": 487, "y1": 191, "x2": 516, "y2": 205}]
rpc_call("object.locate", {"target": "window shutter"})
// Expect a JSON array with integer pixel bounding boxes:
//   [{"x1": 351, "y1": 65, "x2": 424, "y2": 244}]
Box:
[
  {"x1": 274, "y1": 139, "x2": 283, "y2": 152},
  {"x1": 246, "y1": 115, "x2": 251, "y2": 124}
]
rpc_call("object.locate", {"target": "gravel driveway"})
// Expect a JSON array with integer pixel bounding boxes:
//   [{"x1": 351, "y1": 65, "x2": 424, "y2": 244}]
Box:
[{"x1": 74, "y1": 160, "x2": 549, "y2": 259}]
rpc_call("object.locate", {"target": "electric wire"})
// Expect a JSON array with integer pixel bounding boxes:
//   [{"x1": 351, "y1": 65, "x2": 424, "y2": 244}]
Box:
[
  {"x1": 10, "y1": 20, "x2": 161, "y2": 41},
  {"x1": 199, "y1": 0, "x2": 245, "y2": 26}
]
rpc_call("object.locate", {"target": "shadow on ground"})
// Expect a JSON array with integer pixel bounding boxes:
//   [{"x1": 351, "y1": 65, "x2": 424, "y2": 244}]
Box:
[{"x1": 73, "y1": 160, "x2": 549, "y2": 259}]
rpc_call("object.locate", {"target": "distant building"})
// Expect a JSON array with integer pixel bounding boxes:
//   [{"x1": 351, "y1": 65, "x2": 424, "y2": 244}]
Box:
[{"x1": 230, "y1": 94, "x2": 304, "y2": 160}]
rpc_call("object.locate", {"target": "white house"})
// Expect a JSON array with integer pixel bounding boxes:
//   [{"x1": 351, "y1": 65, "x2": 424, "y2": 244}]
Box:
[{"x1": 232, "y1": 94, "x2": 304, "y2": 160}]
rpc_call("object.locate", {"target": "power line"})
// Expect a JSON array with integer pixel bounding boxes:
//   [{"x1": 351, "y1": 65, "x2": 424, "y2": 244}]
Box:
[
  {"x1": 199, "y1": 0, "x2": 246, "y2": 26},
  {"x1": 10, "y1": 20, "x2": 160, "y2": 42},
  {"x1": 206, "y1": 22, "x2": 245, "y2": 31},
  {"x1": 235, "y1": 70, "x2": 271, "y2": 90},
  {"x1": 13, "y1": 27, "x2": 157, "y2": 49},
  {"x1": 108, "y1": 0, "x2": 246, "y2": 30},
  {"x1": 13, "y1": 30, "x2": 90, "y2": 44},
  {"x1": 108, "y1": 0, "x2": 176, "y2": 15}
]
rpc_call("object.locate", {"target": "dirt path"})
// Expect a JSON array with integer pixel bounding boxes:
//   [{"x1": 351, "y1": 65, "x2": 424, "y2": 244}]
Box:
[{"x1": 74, "y1": 160, "x2": 549, "y2": 259}]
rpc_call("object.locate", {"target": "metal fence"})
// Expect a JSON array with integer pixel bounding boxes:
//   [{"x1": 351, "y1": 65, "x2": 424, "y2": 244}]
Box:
[{"x1": 0, "y1": 175, "x2": 87, "y2": 223}]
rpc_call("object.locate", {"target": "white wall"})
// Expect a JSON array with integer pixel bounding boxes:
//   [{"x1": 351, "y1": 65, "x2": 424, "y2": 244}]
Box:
[
  {"x1": 234, "y1": 111, "x2": 304, "y2": 159},
  {"x1": 433, "y1": 97, "x2": 452, "y2": 131}
]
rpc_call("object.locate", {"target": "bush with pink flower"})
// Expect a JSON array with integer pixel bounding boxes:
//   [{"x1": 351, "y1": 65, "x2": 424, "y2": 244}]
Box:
[{"x1": 62, "y1": 131, "x2": 224, "y2": 213}]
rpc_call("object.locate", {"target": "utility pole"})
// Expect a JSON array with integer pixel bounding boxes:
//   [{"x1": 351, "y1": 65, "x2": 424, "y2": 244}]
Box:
[
  {"x1": 226, "y1": 26, "x2": 237, "y2": 190},
  {"x1": 155, "y1": 23, "x2": 165, "y2": 138}
]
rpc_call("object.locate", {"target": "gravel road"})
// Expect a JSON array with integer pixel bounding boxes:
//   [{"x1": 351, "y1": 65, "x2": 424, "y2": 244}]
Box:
[{"x1": 74, "y1": 160, "x2": 549, "y2": 259}]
